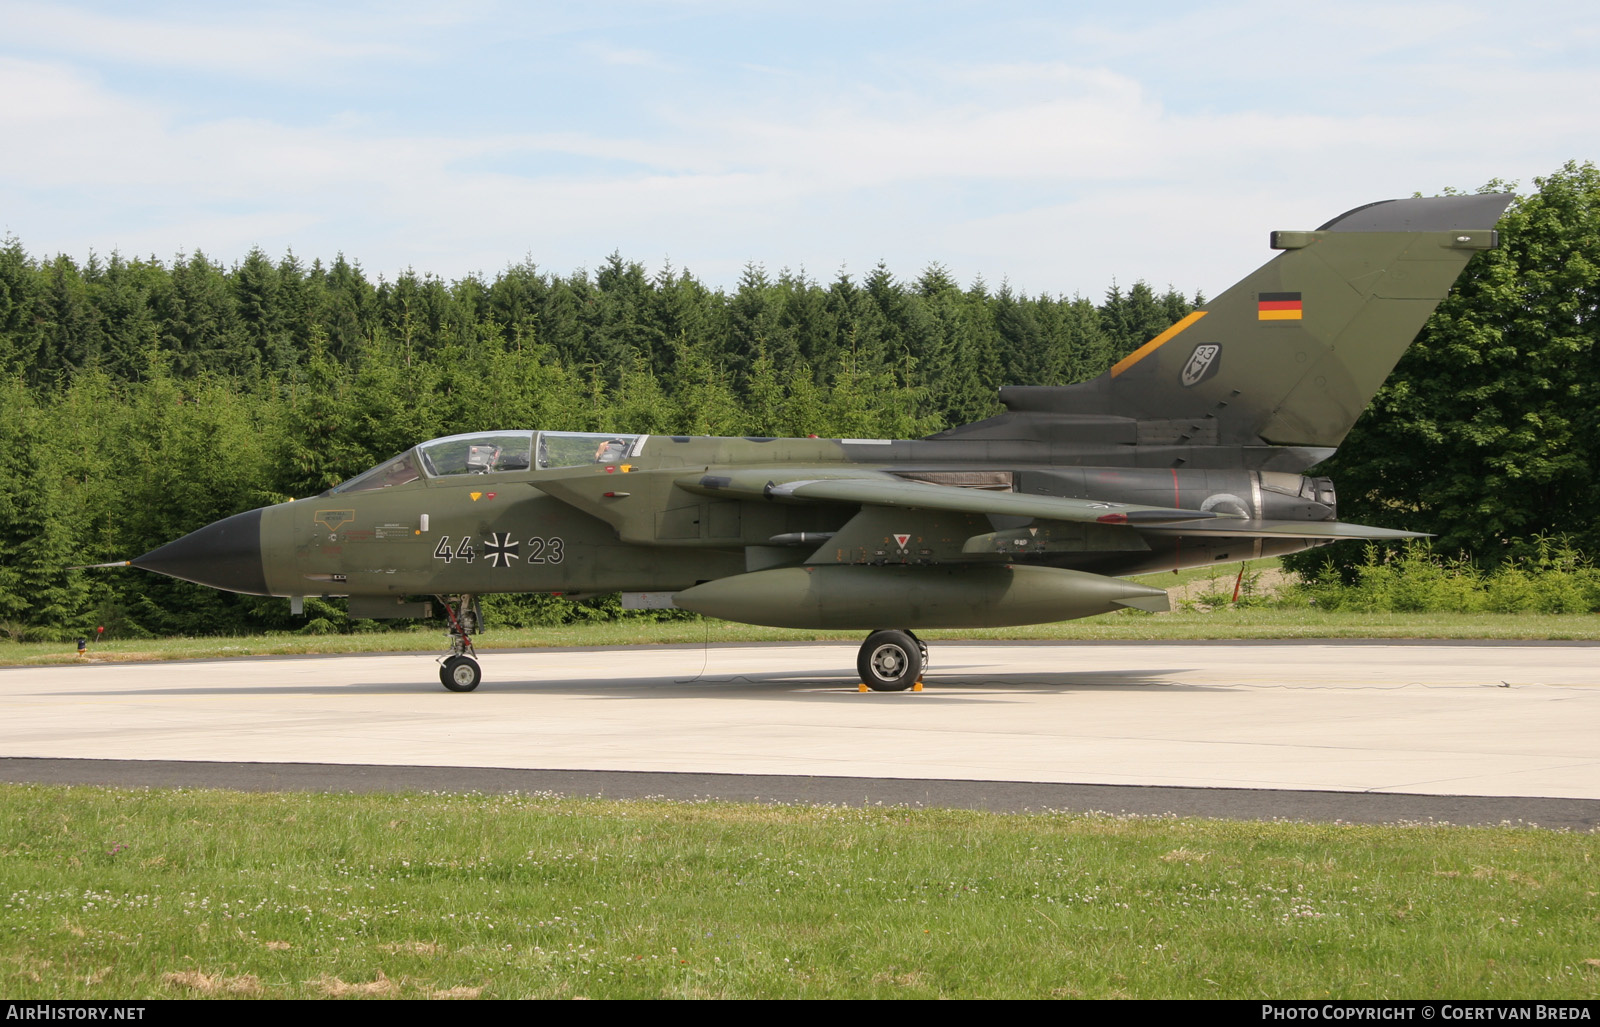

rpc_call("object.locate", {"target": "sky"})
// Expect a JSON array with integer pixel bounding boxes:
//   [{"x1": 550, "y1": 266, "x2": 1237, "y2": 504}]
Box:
[{"x1": 2, "y1": 0, "x2": 1597, "y2": 300}]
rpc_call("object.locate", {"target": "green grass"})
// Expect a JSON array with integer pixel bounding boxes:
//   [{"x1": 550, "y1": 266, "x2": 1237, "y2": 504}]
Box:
[
  {"x1": 2, "y1": 785, "x2": 1597, "y2": 999},
  {"x1": 3, "y1": 609, "x2": 1600, "y2": 668}
]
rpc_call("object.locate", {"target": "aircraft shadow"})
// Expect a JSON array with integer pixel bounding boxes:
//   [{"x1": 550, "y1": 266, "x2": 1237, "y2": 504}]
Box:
[
  {"x1": 522, "y1": 669, "x2": 1221, "y2": 704},
  {"x1": 49, "y1": 668, "x2": 1221, "y2": 704}
]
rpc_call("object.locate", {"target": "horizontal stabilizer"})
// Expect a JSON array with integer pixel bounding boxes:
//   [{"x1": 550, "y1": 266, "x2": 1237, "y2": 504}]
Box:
[{"x1": 1135, "y1": 519, "x2": 1427, "y2": 540}]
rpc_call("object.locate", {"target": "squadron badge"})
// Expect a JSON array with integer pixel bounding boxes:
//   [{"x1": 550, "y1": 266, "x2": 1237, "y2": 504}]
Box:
[{"x1": 1181, "y1": 344, "x2": 1222, "y2": 387}]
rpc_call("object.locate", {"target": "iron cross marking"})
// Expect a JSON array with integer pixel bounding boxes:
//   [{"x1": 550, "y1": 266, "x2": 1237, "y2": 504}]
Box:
[{"x1": 483, "y1": 532, "x2": 521, "y2": 568}]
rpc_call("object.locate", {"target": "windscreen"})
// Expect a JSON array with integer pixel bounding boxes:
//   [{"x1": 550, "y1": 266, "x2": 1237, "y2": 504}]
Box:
[{"x1": 326, "y1": 451, "x2": 421, "y2": 494}]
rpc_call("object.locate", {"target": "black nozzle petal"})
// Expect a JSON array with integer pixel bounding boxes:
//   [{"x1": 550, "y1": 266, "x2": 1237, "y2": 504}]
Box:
[{"x1": 132, "y1": 508, "x2": 269, "y2": 595}]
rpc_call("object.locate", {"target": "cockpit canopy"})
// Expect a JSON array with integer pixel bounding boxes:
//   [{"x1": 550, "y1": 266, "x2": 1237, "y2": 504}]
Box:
[
  {"x1": 324, "y1": 430, "x2": 647, "y2": 495},
  {"x1": 420, "y1": 432, "x2": 534, "y2": 476},
  {"x1": 536, "y1": 431, "x2": 646, "y2": 470}
]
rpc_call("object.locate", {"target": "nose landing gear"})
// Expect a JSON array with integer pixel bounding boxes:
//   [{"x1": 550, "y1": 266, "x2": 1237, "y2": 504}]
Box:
[
  {"x1": 437, "y1": 594, "x2": 482, "y2": 692},
  {"x1": 857, "y1": 629, "x2": 928, "y2": 692}
]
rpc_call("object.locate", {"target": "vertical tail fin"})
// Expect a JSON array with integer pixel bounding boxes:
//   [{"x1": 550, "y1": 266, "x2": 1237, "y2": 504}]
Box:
[{"x1": 989, "y1": 192, "x2": 1514, "y2": 451}]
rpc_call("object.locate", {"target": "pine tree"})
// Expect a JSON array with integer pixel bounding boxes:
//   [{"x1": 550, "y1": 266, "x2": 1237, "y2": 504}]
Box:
[
  {"x1": 279, "y1": 329, "x2": 365, "y2": 497},
  {"x1": 0, "y1": 378, "x2": 94, "y2": 633}
]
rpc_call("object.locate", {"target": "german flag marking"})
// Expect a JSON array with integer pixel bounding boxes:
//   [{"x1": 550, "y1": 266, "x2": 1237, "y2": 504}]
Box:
[{"x1": 1258, "y1": 292, "x2": 1302, "y2": 321}]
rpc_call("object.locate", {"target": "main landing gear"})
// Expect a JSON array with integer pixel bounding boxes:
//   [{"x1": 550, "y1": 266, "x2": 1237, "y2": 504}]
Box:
[
  {"x1": 857, "y1": 629, "x2": 928, "y2": 692},
  {"x1": 437, "y1": 594, "x2": 482, "y2": 692}
]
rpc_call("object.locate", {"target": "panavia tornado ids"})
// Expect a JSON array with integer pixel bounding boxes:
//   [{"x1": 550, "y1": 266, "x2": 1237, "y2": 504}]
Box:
[{"x1": 129, "y1": 192, "x2": 1513, "y2": 692}]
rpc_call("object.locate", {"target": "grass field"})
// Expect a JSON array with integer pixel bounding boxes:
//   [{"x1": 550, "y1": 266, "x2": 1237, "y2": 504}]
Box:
[{"x1": 2, "y1": 784, "x2": 1598, "y2": 1000}]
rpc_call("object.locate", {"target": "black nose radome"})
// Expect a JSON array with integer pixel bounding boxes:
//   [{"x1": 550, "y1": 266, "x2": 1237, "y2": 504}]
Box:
[{"x1": 132, "y1": 508, "x2": 269, "y2": 595}]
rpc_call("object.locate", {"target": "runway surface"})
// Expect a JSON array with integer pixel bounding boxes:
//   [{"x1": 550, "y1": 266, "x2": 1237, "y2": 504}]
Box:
[{"x1": 3, "y1": 640, "x2": 1598, "y2": 826}]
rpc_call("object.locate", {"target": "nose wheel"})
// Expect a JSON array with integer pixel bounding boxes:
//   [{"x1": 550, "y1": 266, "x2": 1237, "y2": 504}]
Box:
[
  {"x1": 857, "y1": 629, "x2": 927, "y2": 691},
  {"x1": 436, "y1": 594, "x2": 482, "y2": 692}
]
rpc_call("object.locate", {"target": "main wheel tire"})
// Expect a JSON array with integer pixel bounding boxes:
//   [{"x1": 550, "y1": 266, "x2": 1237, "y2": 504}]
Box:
[
  {"x1": 440, "y1": 655, "x2": 481, "y2": 692},
  {"x1": 857, "y1": 630, "x2": 922, "y2": 692}
]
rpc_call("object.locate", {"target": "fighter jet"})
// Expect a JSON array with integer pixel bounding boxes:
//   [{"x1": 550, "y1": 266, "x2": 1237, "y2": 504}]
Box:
[{"x1": 130, "y1": 193, "x2": 1513, "y2": 692}]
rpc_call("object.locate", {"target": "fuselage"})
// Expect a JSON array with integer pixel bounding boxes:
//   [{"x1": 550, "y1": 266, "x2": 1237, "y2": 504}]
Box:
[{"x1": 134, "y1": 429, "x2": 1337, "y2": 604}]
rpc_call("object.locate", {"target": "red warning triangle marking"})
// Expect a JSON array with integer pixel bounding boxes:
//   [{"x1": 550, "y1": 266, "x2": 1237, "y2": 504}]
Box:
[{"x1": 893, "y1": 533, "x2": 911, "y2": 548}]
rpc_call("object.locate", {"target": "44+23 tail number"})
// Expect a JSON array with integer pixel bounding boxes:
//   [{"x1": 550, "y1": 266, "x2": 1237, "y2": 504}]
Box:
[{"x1": 432, "y1": 534, "x2": 564, "y2": 567}]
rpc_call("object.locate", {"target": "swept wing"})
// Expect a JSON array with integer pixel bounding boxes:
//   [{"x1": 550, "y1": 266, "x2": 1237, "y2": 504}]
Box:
[{"x1": 676, "y1": 469, "x2": 1423, "y2": 541}]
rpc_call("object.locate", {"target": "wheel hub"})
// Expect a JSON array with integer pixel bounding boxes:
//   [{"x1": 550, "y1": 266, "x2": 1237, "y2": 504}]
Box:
[{"x1": 870, "y1": 644, "x2": 907, "y2": 680}]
